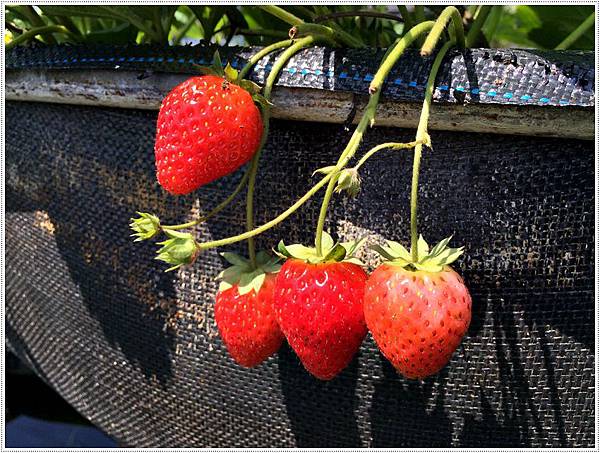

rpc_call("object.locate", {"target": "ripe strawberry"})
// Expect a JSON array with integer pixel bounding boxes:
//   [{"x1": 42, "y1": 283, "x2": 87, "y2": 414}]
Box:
[
  {"x1": 215, "y1": 251, "x2": 283, "y2": 367},
  {"x1": 365, "y1": 236, "x2": 471, "y2": 379},
  {"x1": 155, "y1": 74, "x2": 263, "y2": 195},
  {"x1": 274, "y1": 234, "x2": 368, "y2": 380}
]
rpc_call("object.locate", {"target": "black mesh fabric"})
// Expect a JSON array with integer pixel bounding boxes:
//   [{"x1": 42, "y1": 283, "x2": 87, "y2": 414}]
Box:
[{"x1": 5, "y1": 98, "x2": 594, "y2": 447}]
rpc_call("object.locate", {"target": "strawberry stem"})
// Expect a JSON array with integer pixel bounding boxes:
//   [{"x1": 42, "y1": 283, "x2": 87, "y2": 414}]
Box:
[
  {"x1": 245, "y1": 36, "x2": 315, "y2": 267},
  {"x1": 237, "y1": 39, "x2": 293, "y2": 81},
  {"x1": 314, "y1": 21, "x2": 435, "y2": 256},
  {"x1": 160, "y1": 165, "x2": 252, "y2": 230},
  {"x1": 353, "y1": 141, "x2": 422, "y2": 171},
  {"x1": 419, "y1": 6, "x2": 465, "y2": 56},
  {"x1": 410, "y1": 39, "x2": 456, "y2": 262},
  {"x1": 198, "y1": 172, "x2": 334, "y2": 250}
]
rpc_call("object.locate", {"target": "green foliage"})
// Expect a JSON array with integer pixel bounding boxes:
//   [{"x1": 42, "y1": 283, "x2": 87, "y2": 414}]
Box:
[
  {"x1": 482, "y1": 5, "x2": 594, "y2": 50},
  {"x1": 5, "y1": 5, "x2": 594, "y2": 50}
]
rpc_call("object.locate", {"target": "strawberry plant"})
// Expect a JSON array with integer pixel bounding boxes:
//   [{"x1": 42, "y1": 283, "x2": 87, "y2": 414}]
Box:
[{"x1": 125, "y1": 5, "x2": 587, "y2": 379}]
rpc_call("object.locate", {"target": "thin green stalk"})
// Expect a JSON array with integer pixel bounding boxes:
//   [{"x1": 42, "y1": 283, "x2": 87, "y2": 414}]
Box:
[
  {"x1": 354, "y1": 141, "x2": 422, "y2": 171},
  {"x1": 161, "y1": 166, "x2": 251, "y2": 230},
  {"x1": 465, "y1": 5, "x2": 492, "y2": 47},
  {"x1": 555, "y1": 12, "x2": 594, "y2": 50},
  {"x1": 259, "y1": 5, "x2": 304, "y2": 26},
  {"x1": 293, "y1": 22, "x2": 362, "y2": 48},
  {"x1": 410, "y1": 39, "x2": 455, "y2": 262},
  {"x1": 237, "y1": 39, "x2": 293, "y2": 81},
  {"x1": 6, "y1": 25, "x2": 76, "y2": 49},
  {"x1": 245, "y1": 36, "x2": 314, "y2": 266},
  {"x1": 198, "y1": 172, "x2": 334, "y2": 250},
  {"x1": 314, "y1": 21, "x2": 435, "y2": 255},
  {"x1": 397, "y1": 5, "x2": 414, "y2": 32},
  {"x1": 420, "y1": 6, "x2": 465, "y2": 56}
]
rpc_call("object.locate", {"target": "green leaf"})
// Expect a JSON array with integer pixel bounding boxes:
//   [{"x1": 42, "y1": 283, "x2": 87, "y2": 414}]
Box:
[
  {"x1": 251, "y1": 93, "x2": 273, "y2": 111},
  {"x1": 275, "y1": 240, "x2": 291, "y2": 259},
  {"x1": 155, "y1": 230, "x2": 198, "y2": 271},
  {"x1": 130, "y1": 212, "x2": 160, "y2": 241},
  {"x1": 386, "y1": 240, "x2": 412, "y2": 261},
  {"x1": 255, "y1": 250, "x2": 271, "y2": 266},
  {"x1": 220, "y1": 252, "x2": 250, "y2": 268},
  {"x1": 285, "y1": 244, "x2": 320, "y2": 261},
  {"x1": 320, "y1": 231, "x2": 335, "y2": 252},
  {"x1": 238, "y1": 269, "x2": 264, "y2": 295},
  {"x1": 312, "y1": 165, "x2": 337, "y2": 177},
  {"x1": 223, "y1": 63, "x2": 239, "y2": 83},
  {"x1": 370, "y1": 244, "x2": 398, "y2": 262},
  {"x1": 427, "y1": 236, "x2": 452, "y2": 260},
  {"x1": 344, "y1": 257, "x2": 366, "y2": 267},
  {"x1": 239, "y1": 79, "x2": 262, "y2": 95},
  {"x1": 341, "y1": 237, "x2": 366, "y2": 258},
  {"x1": 416, "y1": 235, "x2": 429, "y2": 259},
  {"x1": 323, "y1": 243, "x2": 346, "y2": 262}
]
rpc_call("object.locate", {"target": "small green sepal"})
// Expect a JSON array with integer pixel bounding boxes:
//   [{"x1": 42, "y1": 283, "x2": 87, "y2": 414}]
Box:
[
  {"x1": 312, "y1": 165, "x2": 338, "y2": 177},
  {"x1": 275, "y1": 231, "x2": 366, "y2": 265},
  {"x1": 130, "y1": 212, "x2": 161, "y2": 241},
  {"x1": 223, "y1": 62, "x2": 239, "y2": 83},
  {"x1": 216, "y1": 250, "x2": 281, "y2": 295},
  {"x1": 239, "y1": 79, "x2": 262, "y2": 96},
  {"x1": 155, "y1": 229, "x2": 199, "y2": 272},
  {"x1": 371, "y1": 235, "x2": 464, "y2": 272},
  {"x1": 334, "y1": 168, "x2": 361, "y2": 197}
]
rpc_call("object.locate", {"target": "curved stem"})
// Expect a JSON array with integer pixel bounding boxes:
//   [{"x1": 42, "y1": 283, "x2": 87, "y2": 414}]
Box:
[
  {"x1": 293, "y1": 23, "x2": 354, "y2": 48},
  {"x1": 315, "y1": 21, "x2": 435, "y2": 255},
  {"x1": 245, "y1": 36, "x2": 314, "y2": 266},
  {"x1": 354, "y1": 141, "x2": 422, "y2": 171},
  {"x1": 410, "y1": 39, "x2": 455, "y2": 262},
  {"x1": 420, "y1": 6, "x2": 465, "y2": 56},
  {"x1": 465, "y1": 5, "x2": 492, "y2": 47},
  {"x1": 238, "y1": 39, "x2": 293, "y2": 81},
  {"x1": 6, "y1": 25, "x2": 77, "y2": 49},
  {"x1": 161, "y1": 166, "x2": 251, "y2": 230},
  {"x1": 369, "y1": 21, "x2": 434, "y2": 91},
  {"x1": 259, "y1": 5, "x2": 304, "y2": 26},
  {"x1": 198, "y1": 172, "x2": 334, "y2": 250}
]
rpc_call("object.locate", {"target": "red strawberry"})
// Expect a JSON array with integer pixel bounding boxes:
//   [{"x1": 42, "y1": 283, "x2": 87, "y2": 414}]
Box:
[
  {"x1": 274, "y1": 234, "x2": 368, "y2": 380},
  {"x1": 365, "y1": 236, "x2": 471, "y2": 379},
  {"x1": 155, "y1": 75, "x2": 263, "y2": 195},
  {"x1": 215, "y1": 273, "x2": 283, "y2": 367},
  {"x1": 215, "y1": 251, "x2": 283, "y2": 367}
]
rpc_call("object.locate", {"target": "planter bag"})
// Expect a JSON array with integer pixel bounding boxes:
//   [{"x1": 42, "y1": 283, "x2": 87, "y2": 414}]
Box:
[{"x1": 5, "y1": 45, "x2": 595, "y2": 447}]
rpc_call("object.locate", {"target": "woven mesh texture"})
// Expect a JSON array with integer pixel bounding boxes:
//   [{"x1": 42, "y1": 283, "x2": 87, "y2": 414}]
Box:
[
  {"x1": 6, "y1": 44, "x2": 594, "y2": 107},
  {"x1": 5, "y1": 100, "x2": 594, "y2": 447}
]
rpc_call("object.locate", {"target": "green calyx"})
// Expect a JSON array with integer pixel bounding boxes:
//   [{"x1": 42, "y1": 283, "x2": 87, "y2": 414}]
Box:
[
  {"x1": 156, "y1": 229, "x2": 199, "y2": 272},
  {"x1": 371, "y1": 235, "x2": 464, "y2": 272},
  {"x1": 130, "y1": 212, "x2": 160, "y2": 241},
  {"x1": 313, "y1": 166, "x2": 361, "y2": 198},
  {"x1": 275, "y1": 231, "x2": 365, "y2": 265},
  {"x1": 196, "y1": 50, "x2": 271, "y2": 110},
  {"x1": 217, "y1": 250, "x2": 281, "y2": 295}
]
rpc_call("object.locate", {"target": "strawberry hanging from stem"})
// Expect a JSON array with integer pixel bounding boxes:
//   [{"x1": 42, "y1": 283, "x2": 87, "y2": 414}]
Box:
[
  {"x1": 215, "y1": 251, "x2": 284, "y2": 367},
  {"x1": 274, "y1": 232, "x2": 368, "y2": 380},
  {"x1": 154, "y1": 52, "x2": 266, "y2": 195},
  {"x1": 365, "y1": 236, "x2": 471, "y2": 379}
]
